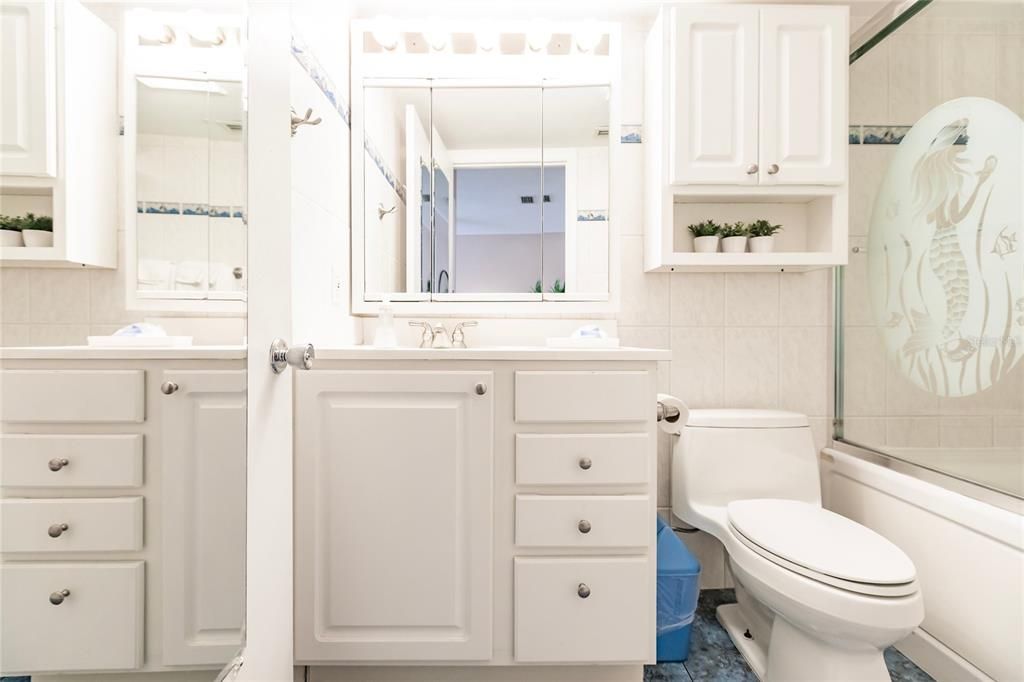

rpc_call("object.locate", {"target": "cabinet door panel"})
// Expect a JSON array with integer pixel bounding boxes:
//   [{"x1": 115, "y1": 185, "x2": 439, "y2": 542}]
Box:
[
  {"x1": 295, "y1": 370, "x2": 493, "y2": 662},
  {"x1": 759, "y1": 6, "x2": 847, "y2": 185},
  {"x1": 0, "y1": 0, "x2": 56, "y2": 176},
  {"x1": 670, "y1": 6, "x2": 758, "y2": 185},
  {"x1": 161, "y1": 370, "x2": 246, "y2": 666}
]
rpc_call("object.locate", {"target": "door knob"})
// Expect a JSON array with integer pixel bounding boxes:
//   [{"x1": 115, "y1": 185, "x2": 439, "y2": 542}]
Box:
[
  {"x1": 271, "y1": 339, "x2": 315, "y2": 373},
  {"x1": 767, "y1": 163, "x2": 780, "y2": 175},
  {"x1": 161, "y1": 381, "x2": 179, "y2": 395},
  {"x1": 48, "y1": 458, "x2": 69, "y2": 471},
  {"x1": 746, "y1": 163, "x2": 758, "y2": 174},
  {"x1": 50, "y1": 589, "x2": 70, "y2": 605},
  {"x1": 48, "y1": 523, "x2": 69, "y2": 538}
]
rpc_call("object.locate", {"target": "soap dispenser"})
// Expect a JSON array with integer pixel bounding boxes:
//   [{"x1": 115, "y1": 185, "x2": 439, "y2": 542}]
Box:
[{"x1": 373, "y1": 299, "x2": 398, "y2": 348}]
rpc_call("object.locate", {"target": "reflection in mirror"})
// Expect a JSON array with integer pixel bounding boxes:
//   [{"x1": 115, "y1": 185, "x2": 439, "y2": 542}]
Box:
[
  {"x1": 435, "y1": 87, "x2": 543, "y2": 297},
  {"x1": 362, "y1": 86, "x2": 431, "y2": 299},
  {"x1": 543, "y1": 86, "x2": 610, "y2": 297},
  {"x1": 135, "y1": 78, "x2": 246, "y2": 299}
]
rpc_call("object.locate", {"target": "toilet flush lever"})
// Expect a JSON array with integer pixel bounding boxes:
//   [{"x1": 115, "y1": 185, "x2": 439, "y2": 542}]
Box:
[{"x1": 270, "y1": 339, "x2": 315, "y2": 373}]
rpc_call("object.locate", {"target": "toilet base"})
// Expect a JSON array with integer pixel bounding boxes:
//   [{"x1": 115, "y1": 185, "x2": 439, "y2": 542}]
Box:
[
  {"x1": 718, "y1": 603, "x2": 893, "y2": 682},
  {"x1": 717, "y1": 603, "x2": 767, "y2": 680}
]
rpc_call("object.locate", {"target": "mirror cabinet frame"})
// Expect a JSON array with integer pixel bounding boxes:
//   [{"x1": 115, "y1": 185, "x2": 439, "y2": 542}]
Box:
[
  {"x1": 121, "y1": 9, "x2": 247, "y2": 313},
  {"x1": 350, "y1": 19, "x2": 621, "y2": 317}
]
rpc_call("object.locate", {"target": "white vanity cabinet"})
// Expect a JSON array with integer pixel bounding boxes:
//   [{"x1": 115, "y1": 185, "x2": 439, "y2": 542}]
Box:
[
  {"x1": 662, "y1": 4, "x2": 847, "y2": 186},
  {"x1": 294, "y1": 349, "x2": 665, "y2": 680},
  {"x1": 294, "y1": 369, "x2": 495, "y2": 662},
  {"x1": 0, "y1": 351, "x2": 246, "y2": 677}
]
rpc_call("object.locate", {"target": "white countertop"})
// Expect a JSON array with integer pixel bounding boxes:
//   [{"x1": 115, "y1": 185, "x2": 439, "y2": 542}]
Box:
[
  {"x1": 0, "y1": 345, "x2": 669, "y2": 362},
  {"x1": 0, "y1": 346, "x2": 248, "y2": 360},
  {"x1": 314, "y1": 346, "x2": 671, "y2": 361}
]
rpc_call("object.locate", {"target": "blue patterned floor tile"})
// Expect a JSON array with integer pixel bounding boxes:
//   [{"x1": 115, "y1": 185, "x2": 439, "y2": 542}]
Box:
[
  {"x1": 886, "y1": 646, "x2": 936, "y2": 682},
  {"x1": 644, "y1": 661, "x2": 693, "y2": 681}
]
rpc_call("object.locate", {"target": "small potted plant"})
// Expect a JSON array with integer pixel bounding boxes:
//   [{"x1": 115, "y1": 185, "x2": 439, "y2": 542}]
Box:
[
  {"x1": 0, "y1": 214, "x2": 24, "y2": 247},
  {"x1": 719, "y1": 222, "x2": 748, "y2": 253},
  {"x1": 688, "y1": 220, "x2": 721, "y2": 253},
  {"x1": 747, "y1": 219, "x2": 782, "y2": 253},
  {"x1": 20, "y1": 214, "x2": 54, "y2": 247}
]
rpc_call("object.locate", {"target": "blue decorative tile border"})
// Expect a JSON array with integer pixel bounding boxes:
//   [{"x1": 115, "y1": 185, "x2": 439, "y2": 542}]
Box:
[
  {"x1": 621, "y1": 124, "x2": 642, "y2": 144},
  {"x1": 138, "y1": 201, "x2": 244, "y2": 219},
  {"x1": 290, "y1": 33, "x2": 350, "y2": 126},
  {"x1": 291, "y1": 30, "x2": 406, "y2": 205},
  {"x1": 577, "y1": 209, "x2": 608, "y2": 222},
  {"x1": 850, "y1": 124, "x2": 967, "y2": 145}
]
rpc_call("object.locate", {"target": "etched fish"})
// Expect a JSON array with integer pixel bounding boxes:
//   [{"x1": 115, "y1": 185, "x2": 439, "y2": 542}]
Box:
[{"x1": 991, "y1": 227, "x2": 1017, "y2": 259}]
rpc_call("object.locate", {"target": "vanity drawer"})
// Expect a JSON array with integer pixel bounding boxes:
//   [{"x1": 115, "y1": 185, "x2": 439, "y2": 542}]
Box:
[
  {"x1": 0, "y1": 561, "x2": 145, "y2": 673},
  {"x1": 515, "y1": 495, "x2": 650, "y2": 549},
  {"x1": 1, "y1": 497, "x2": 144, "y2": 553},
  {"x1": 0, "y1": 434, "x2": 144, "y2": 488},
  {"x1": 0, "y1": 370, "x2": 145, "y2": 423},
  {"x1": 516, "y1": 434, "x2": 649, "y2": 486},
  {"x1": 515, "y1": 556, "x2": 650, "y2": 662},
  {"x1": 514, "y1": 370, "x2": 649, "y2": 423}
]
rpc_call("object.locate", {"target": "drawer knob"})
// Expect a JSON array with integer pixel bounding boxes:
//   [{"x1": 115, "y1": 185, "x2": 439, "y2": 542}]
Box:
[
  {"x1": 767, "y1": 163, "x2": 780, "y2": 175},
  {"x1": 577, "y1": 583, "x2": 591, "y2": 599},
  {"x1": 161, "y1": 381, "x2": 179, "y2": 395},
  {"x1": 578, "y1": 457, "x2": 592, "y2": 471},
  {"x1": 49, "y1": 589, "x2": 70, "y2": 606},
  {"x1": 48, "y1": 523, "x2": 69, "y2": 538},
  {"x1": 746, "y1": 163, "x2": 759, "y2": 175},
  {"x1": 48, "y1": 458, "x2": 70, "y2": 472},
  {"x1": 577, "y1": 519, "x2": 592, "y2": 534},
  {"x1": 475, "y1": 383, "x2": 487, "y2": 396}
]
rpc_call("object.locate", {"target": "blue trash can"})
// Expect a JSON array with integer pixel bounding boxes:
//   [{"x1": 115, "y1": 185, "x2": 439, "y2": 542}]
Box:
[{"x1": 656, "y1": 516, "x2": 701, "y2": 662}]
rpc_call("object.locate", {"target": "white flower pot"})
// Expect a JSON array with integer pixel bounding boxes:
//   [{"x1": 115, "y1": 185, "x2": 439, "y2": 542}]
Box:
[
  {"x1": 721, "y1": 236, "x2": 748, "y2": 253},
  {"x1": 21, "y1": 229, "x2": 53, "y2": 247},
  {"x1": 749, "y1": 235, "x2": 775, "y2": 253},
  {"x1": 693, "y1": 235, "x2": 720, "y2": 253},
  {"x1": 0, "y1": 229, "x2": 23, "y2": 247}
]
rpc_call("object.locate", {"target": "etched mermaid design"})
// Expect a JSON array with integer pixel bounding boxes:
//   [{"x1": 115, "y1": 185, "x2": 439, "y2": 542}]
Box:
[{"x1": 868, "y1": 98, "x2": 1023, "y2": 397}]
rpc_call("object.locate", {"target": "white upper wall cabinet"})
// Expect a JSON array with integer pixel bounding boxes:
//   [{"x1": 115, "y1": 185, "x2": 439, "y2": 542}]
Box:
[
  {"x1": 665, "y1": 4, "x2": 847, "y2": 187},
  {"x1": 758, "y1": 6, "x2": 847, "y2": 185},
  {"x1": 0, "y1": 1, "x2": 56, "y2": 177},
  {"x1": 670, "y1": 7, "x2": 758, "y2": 185}
]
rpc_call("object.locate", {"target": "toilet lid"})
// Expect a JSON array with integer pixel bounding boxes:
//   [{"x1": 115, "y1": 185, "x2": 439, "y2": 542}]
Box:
[{"x1": 728, "y1": 499, "x2": 917, "y2": 586}]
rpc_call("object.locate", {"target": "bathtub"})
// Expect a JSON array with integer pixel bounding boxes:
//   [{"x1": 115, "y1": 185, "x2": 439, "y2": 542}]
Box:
[{"x1": 821, "y1": 446, "x2": 1024, "y2": 682}]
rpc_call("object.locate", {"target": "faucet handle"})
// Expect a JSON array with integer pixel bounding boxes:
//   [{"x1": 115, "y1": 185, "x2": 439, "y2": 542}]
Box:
[
  {"x1": 408, "y1": 321, "x2": 434, "y2": 348},
  {"x1": 452, "y1": 321, "x2": 478, "y2": 348}
]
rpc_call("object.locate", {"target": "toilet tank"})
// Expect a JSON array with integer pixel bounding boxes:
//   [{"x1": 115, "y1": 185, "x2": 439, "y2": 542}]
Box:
[{"x1": 671, "y1": 409, "x2": 822, "y2": 526}]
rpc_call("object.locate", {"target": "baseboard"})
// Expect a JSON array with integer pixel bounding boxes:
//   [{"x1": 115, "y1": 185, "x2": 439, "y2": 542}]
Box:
[
  {"x1": 896, "y1": 629, "x2": 993, "y2": 682},
  {"x1": 307, "y1": 664, "x2": 644, "y2": 682}
]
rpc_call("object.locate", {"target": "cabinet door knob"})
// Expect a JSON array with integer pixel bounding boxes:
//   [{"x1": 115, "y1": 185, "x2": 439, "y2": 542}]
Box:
[
  {"x1": 577, "y1": 583, "x2": 591, "y2": 599},
  {"x1": 746, "y1": 163, "x2": 759, "y2": 175},
  {"x1": 161, "y1": 381, "x2": 179, "y2": 395},
  {"x1": 475, "y1": 383, "x2": 487, "y2": 396},
  {"x1": 48, "y1": 458, "x2": 70, "y2": 472},
  {"x1": 48, "y1": 523, "x2": 69, "y2": 538},
  {"x1": 767, "y1": 163, "x2": 780, "y2": 175},
  {"x1": 50, "y1": 589, "x2": 70, "y2": 605},
  {"x1": 578, "y1": 457, "x2": 592, "y2": 470},
  {"x1": 578, "y1": 519, "x2": 592, "y2": 534}
]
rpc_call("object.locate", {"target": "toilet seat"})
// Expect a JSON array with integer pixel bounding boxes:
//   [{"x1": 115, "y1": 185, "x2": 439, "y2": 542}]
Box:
[{"x1": 727, "y1": 499, "x2": 918, "y2": 598}]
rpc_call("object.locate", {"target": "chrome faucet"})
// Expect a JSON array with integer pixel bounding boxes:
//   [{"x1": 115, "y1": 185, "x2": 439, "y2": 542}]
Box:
[{"x1": 408, "y1": 320, "x2": 478, "y2": 348}]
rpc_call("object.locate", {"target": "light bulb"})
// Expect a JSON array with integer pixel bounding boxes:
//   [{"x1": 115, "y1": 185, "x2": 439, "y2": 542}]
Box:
[
  {"x1": 372, "y1": 15, "x2": 399, "y2": 51},
  {"x1": 424, "y1": 18, "x2": 447, "y2": 51},
  {"x1": 575, "y1": 20, "x2": 602, "y2": 53},
  {"x1": 526, "y1": 24, "x2": 551, "y2": 52},
  {"x1": 476, "y1": 28, "x2": 498, "y2": 52},
  {"x1": 185, "y1": 9, "x2": 224, "y2": 45},
  {"x1": 136, "y1": 9, "x2": 174, "y2": 44}
]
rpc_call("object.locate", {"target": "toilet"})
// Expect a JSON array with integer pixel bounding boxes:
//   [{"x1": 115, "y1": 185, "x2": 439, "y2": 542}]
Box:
[{"x1": 670, "y1": 408, "x2": 924, "y2": 682}]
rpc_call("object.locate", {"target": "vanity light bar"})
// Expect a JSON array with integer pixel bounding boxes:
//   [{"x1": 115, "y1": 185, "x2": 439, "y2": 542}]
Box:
[{"x1": 366, "y1": 18, "x2": 608, "y2": 56}]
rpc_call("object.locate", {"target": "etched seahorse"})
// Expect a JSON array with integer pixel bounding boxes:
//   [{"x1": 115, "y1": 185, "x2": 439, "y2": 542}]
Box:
[{"x1": 902, "y1": 118, "x2": 997, "y2": 361}]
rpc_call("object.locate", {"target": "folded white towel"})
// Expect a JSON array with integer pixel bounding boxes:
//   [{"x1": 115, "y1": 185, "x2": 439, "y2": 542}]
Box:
[
  {"x1": 174, "y1": 260, "x2": 207, "y2": 290},
  {"x1": 138, "y1": 259, "x2": 173, "y2": 290}
]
